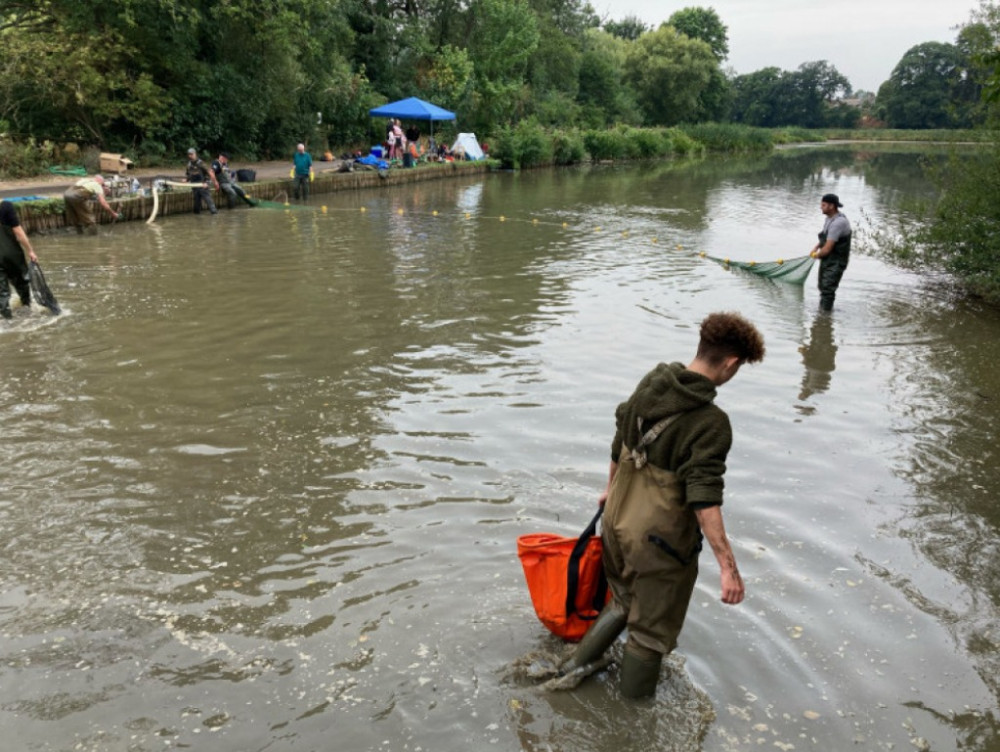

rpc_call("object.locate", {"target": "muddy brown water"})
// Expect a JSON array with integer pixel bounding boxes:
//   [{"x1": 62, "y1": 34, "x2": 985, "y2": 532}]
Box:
[{"x1": 2, "y1": 146, "x2": 998, "y2": 751}]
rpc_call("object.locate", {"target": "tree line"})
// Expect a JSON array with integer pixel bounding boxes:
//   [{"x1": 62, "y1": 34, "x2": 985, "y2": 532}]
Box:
[{"x1": 1, "y1": 0, "x2": 999, "y2": 165}]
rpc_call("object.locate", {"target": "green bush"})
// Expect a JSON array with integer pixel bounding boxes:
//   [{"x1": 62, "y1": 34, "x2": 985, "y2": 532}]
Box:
[
  {"x1": 772, "y1": 127, "x2": 819, "y2": 144},
  {"x1": 489, "y1": 121, "x2": 553, "y2": 169},
  {"x1": 619, "y1": 126, "x2": 659, "y2": 159},
  {"x1": 664, "y1": 127, "x2": 702, "y2": 156},
  {"x1": 680, "y1": 123, "x2": 773, "y2": 152},
  {"x1": 512, "y1": 120, "x2": 553, "y2": 168},
  {"x1": 871, "y1": 145, "x2": 1000, "y2": 305},
  {"x1": 136, "y1": 140, "x2": 169, "y2": 167},
  {"x1": 14, "y1": 198, "x2": 66, "y2": 216},
  {"x1": 583, "y1": 129, "x2": 629, "y2": 160},
  {"x1": 0, "y1": 138, "x2": 56, "y2": 179},
  {"x1": 488, "y1": 127, "x2": 517, "y2": 168},
  {"x1": 551, "y1": 129, "x2": 586, "y2": 165}
]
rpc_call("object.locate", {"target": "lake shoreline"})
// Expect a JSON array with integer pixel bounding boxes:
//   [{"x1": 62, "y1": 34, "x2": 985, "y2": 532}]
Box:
[{"x1": 5, "y1": 160, "x2": 490, "y2": 233}]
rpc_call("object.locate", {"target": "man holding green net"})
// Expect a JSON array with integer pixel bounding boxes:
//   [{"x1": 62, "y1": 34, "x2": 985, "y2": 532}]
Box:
[{"x1": 811, "y1": 194, "x2": 852, "y2": 312}]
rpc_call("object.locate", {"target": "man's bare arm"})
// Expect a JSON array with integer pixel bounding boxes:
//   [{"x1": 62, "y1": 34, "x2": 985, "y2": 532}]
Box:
[{"x1": 694, "y1": 504, "x2": 744, "y2": 605}]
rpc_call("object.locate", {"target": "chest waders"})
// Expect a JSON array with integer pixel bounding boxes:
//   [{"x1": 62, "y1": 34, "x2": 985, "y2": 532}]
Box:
[
  {"x1": 559, "y1": 414, "x2": 704, "y2": 698},
  {"x1": 0, "y1": 225, "x2": 30, "y2": 317},
  {"x1": 818, "y1": 227, "x2": 851, "y2": 311},
  {"x1": 62, "y1": 185, "x2": 98, "y2": 232}
]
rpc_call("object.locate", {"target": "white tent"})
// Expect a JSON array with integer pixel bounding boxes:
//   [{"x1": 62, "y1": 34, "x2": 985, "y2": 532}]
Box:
[{"x1": 450, "y1": 133, "x2": 485, "y2": 160}]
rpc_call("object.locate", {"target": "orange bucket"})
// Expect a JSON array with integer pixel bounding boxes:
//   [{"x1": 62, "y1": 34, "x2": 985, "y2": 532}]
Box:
[{"x1": 517, "y1": 508, "x2": 610, "y2": 642}]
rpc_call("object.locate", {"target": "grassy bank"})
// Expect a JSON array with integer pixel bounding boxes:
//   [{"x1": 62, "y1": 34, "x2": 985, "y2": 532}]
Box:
[
  {"x1": 488, "y1": 122, "x2": 787, "y2": 169},
  {"x1": 812, "y1": 128, "x2": 998, "y2": 143}
]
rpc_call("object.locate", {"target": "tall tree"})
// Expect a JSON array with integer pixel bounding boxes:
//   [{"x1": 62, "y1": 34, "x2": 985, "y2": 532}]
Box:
[
  {"x1": 603, "y1": 14, "x2": 648, "y2": 41},
  {"x1": 576, "y1": 28, "x2": 641, "y2": 126},
  {"x1": 876, "y1": 42, "x2": 969, "y2": 128},
  {"x1": 415, "y1": 44, "x2": 475, "y2": 115},
  {"x1": 666, "y1": 6, "x2": 728, "y2": 61},
  {"x1": 464, "y1": 0, "x2": 540, "y2": 131},
  {"x1": 623, "y1": 25, "x2": 717, "y2": 126},
  {"x1": 729, "y1": 67, "x2": 784, "y2": 126},
  {"x1": 729, "y1": 61, "x2": 853, "y2": 128},
  {"x1": 783, "y1": 60, "x2": 852, "y2": 128}
]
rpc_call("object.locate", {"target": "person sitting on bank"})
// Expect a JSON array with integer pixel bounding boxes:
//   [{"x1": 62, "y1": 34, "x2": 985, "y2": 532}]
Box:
[
  {"x1": 186, "y1": 148, "x2": 219, "y2": 215},
  {"x1": 212, "y1": 152, "x2": 255, "y2": 209},
  {"x1": 63, "y1": 175, "x2": 121, "y2": 234},
  {"x1": 0, "y1": 199, "x2": 40, "y2": 319},
  {"x1": 405, "y1": 140, "x2": 425, "y2": 165}
]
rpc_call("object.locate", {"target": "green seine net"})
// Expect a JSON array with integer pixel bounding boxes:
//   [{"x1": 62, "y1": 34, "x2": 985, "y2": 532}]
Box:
[{"x1": 701, "y1": 253, "x2": 816, "y2": 286}]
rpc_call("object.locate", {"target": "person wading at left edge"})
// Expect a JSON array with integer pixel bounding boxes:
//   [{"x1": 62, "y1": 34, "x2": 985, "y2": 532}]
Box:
[
  {"x1": 556, "y1": 311, "x2": 766, "y2": 698},
  {"x1": 0, "y1": 199, "x2": 39, "y2": 319}
]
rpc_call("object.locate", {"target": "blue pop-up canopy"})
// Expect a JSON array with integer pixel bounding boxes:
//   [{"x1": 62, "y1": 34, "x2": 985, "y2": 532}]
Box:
[
  {"x1": 369, "y1": 97, "x2": 456, "y2": 149},
  {"x1": 369, "y1": 97, "x2": 456, "y2": 121}
]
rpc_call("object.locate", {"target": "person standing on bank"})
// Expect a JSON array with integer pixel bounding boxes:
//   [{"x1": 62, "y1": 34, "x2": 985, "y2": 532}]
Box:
[
  {"x1": 63, "y1": 175, "x2": 121, "y2": 234},
  {"x1": 186, "y1": 148, "x2": 219, "y2": 215},
  {"x1": 810, "y1": 193, "x2": 851, "y2": 312},
  {"x1": 212, "y1": 152, "x2": 255, "y2": 209},
  {"x1": 0, "y1": 199, "x2": 40, "y2": 319},
  {"x1": 292, "y1": 143, "x2": 313, "y2": 200},
  {"x1": 558, "y1": 311, "x2": 766, "y2": 699}
]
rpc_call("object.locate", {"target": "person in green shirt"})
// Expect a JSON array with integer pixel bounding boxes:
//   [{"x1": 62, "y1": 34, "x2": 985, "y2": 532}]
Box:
[
  {"x1": 292, "y1": 143, "x2": 313, "y2": 200},
  {"x1": 559, "y1": 311, "x2": 766, "y2": 698}
]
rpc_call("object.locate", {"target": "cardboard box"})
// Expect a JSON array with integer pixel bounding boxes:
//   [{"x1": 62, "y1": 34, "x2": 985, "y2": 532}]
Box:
[{"x1": 99, "y1": 153, "x2": 134, "y2": 174}]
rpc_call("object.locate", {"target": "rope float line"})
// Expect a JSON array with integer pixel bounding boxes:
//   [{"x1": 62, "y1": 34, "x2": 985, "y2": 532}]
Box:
[
  {"x1": 142, "y1": 190, "x2": 813, "y2": 280},
  {"x1": 293, "y1": 203, "x2": 814, "y2": 278}
]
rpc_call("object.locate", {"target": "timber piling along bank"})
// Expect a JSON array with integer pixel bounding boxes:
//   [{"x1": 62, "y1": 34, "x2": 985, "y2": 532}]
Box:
[{"x1": 14, "y1": 161, "x2": 490, "y2": 234}]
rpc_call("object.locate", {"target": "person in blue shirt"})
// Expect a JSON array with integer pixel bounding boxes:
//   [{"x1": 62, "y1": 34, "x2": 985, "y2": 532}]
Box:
[{"x1": 292, "y1": 143, "x2": 313, "y2": 201}]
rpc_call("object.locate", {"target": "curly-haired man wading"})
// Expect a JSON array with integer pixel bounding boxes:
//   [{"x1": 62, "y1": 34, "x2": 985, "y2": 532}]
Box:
[{"x1": 559, "y1": 311, "x2": 766, "y2": 698}]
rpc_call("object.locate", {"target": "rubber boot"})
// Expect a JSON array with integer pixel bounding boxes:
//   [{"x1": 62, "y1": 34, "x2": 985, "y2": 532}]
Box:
[
  {"x1": 619, "y1": 644, "x2": 662, "y2": 699},
  {"x1": 558, "y1": 603, "x2": 627, "y2": 675}
]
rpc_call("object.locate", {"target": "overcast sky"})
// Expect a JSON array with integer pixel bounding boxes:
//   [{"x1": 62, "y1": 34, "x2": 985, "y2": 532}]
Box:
[{"x1": 592, "y1": 0, "x2": 983, "y2": 93}]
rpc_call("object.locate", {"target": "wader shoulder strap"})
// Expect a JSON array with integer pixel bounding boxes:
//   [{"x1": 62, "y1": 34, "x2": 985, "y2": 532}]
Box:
[
  {"x1": 565, "y1": 506, "x2": 608, "y2": 622},
  {"x1": 631, "y1": 413, "x2": 683, "y2": 469}
]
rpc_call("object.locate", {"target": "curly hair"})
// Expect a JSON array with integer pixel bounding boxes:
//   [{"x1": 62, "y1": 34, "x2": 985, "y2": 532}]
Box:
[{"x1": 696, "y1": 311, "x2": 766, "y2": 365}]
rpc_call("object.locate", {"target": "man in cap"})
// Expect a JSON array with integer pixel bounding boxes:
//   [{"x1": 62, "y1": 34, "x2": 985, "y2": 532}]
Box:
[
  {"x1": 211, "y1": 152, "x2": 255, "y2": 209},
  {"x1": 63, "y1": 174, "x2": 121, "y2": 234},
  {"x1": 810, "y1": 194, "x2": 852, "y2": 312},
  {"x1": 185, "y1": 147, "x2": 219, "y2": 215}
]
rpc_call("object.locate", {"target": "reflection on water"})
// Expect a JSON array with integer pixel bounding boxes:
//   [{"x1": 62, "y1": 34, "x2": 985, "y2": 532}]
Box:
[
  {"x1": 1, "y1": 146, "x2": 998, "y2": 751},
  {"x1": 798, "y1": 312, "x2": 838, "y2": 403}
]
